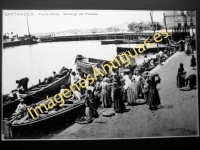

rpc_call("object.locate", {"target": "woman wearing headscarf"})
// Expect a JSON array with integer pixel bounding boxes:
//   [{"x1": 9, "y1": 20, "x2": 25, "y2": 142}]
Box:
[
  {"x1": 93, "y1": 79, "x2": 102, "y2": 108},
  {"x1": 147, "y1": 74, "x2": 161, "y2": 110},
  {"x1": 141, "y1": 73, "x2": 149, "y2": 102},
  {"x1": 123, "y1": 71, "x2": 135, "y2": 105},
  {"x1": 113, "y1": 82, "x2": 126, "y2": 113},
  {"x1": 191, "y1": 55, "x2": 196, "y2": 70},
  {"x1": 131, "y1": 70, "x2": 141, "y2": 99},
  {"x1": 85, "y1": 90, "x2": 98, "y2": 118},
  {"x1": 178, "y1": 38, "x2": 184, "y2": 51},
  {"x1": 185, "y1": 37, "x2": 191, "y2": 55},
  {"x1": 100, "y1": 77, "x2": 112, "y2": 108},
  {"x1": 176, "y1": 63, "x2": 186, "y2": 88},
  {"x1": 126, "y1": 77, "x2": 138, "y2": 105},
  {"x1": 110, "y1": 75, "x2": 117, "y2": 103},
  {"x1": 143, "y1": 55, "x2": 149, "y2": 71},
  {"x1": 120, "y1": 79, "x2": 127, "y2": 102}
]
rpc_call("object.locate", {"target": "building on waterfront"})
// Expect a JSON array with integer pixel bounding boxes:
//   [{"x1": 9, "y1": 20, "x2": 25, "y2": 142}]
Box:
[{"x1": 164, "y1": 11, "x2": 195, "y2": 40}]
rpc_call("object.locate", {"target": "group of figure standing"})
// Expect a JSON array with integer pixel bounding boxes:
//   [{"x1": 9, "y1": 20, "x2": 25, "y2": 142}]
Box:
[
  {"x1": 75, "y1": 66, "x2": 162, "y2": 119},
  {"x1": 176, "y1": 55, "x2": 197, "y2": 90},
  {"x1": 178, "y1": 35, "x2": 196, "y2": 55}
]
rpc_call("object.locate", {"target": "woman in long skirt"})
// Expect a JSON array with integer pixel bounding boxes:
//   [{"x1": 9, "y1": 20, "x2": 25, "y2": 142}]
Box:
[
  {"x1": 113, "y1": 82, "x2": 126, "y2": 113},
  {"x1": 143, "y1": 79, "x2": 149, "y2": 103},
  {"x1": 147, "y1": 74, "x2": 161, "y2": 110},
  {"x1": 176, "y1": 63, "x2": 186, "y2": 88},
  {"x1": 100, "y1": 78, "x2": 112, "y2": 108},
  {"x1": 131, "y1": 75, "x2": 140, "y2": 99},
  {"x1": 123, "y1": 71, "x2": 135, "y2": 105},
  {"x1": 120, "y1": 79, "x2": 127, "y2": 102},
  {"x1": 93, "y1": 79, "x2": 102, "y2": 108},
  {"x1": 191, "y1": 55, "x2": 196, "y2": 70},
  {"x1": 127, "y1": 80, "x2": 138, "y2": 105},
  {"x1": 85, "y1": 90, "x2": 98, "y2": 118}
]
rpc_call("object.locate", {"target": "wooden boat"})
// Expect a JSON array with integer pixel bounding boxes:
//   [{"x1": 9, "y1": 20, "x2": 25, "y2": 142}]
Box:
[
  {"x1": 3, "y1": 38, "x2": 38, "y2": 48},
  {"x1": 101, "y1": 40, "x2": 116, "y2": 45},
  {"x1": 114, "y1": 40, "x2": 124, "y2": 44},
  {"x1": 123, "y1": 39, "x2": 155, "y2": 44},
  {"x1": 3, "y1": 17, "x2": 39, "y2": 48},
  {"x1": 76, "y1": 56, "x2": 109, "y2": 75},
  {"x1": 123, "y1": 39, "x2": 138, "y2": 44},
  {"x1": 10, "y1": 96, "x2": 86, "y2": 139},
  {"x1": 116, "y1": 46, "x2": 167, "y2": 54},
  {"x1": 3, "y1": 67, "x2": 71, "y2": 118},
  {"x1": 138, "y1": 38, "x2": 155, "y2": 44}
]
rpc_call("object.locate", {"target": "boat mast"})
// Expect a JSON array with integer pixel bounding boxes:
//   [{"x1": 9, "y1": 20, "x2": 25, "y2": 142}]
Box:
[
  {"x1": 150, "y1": 11, "x2": 159, "y2": 52},
  {"x1": 26, "y1": 17, "x2": 31, "y2": 38},
  {"x1": 163, "y1": 13, "x2": 170, "y2": 44}
]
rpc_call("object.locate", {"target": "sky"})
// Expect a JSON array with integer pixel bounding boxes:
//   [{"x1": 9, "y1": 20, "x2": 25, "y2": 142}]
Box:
[{"x1": 3, "y1": 10, "x2": 164, "y2": 35}]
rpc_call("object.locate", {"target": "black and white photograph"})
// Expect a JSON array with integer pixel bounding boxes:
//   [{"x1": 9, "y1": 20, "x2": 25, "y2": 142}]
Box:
[{"x1": 1, "y1": 9, "x2": 198, "y2": 140}]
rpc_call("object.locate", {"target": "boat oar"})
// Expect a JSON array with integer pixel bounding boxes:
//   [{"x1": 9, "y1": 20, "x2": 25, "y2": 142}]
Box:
[
  {"x1": 8, "y1": 116, "x2": 17, "y2": 124},
  {"x1": 18, "y1": 115, "x2": 29, "y2": 124}
]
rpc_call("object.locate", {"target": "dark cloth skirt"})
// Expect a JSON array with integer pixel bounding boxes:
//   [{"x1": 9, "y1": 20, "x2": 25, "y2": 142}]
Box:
[
  {"x1": 114, "y1": 98, "x2": 126, "y2": 113},
  {"x1": 94, "y1": 96, "x2": 101, "y2": 108},
  {"x1": 85, "y1": 107, "x2": 98, "y2": 118},
  {"x1": 147, "y1": 87, "x2": 161, "y2": 107},
  {"x1": 94, "y1": 91, "x2": 101, "y2": 108},
  {"x1": 186, "y1": 74, "x2": 196, "y2": 89},
  {"x1": 101, "y1": 89, "x2": 112, "y2": 108},
  {"x1": 176, "y1": 74, "x2": 185, "y2": 88},
  {"x1": 122, "y1": 90, "x2": 127, "y2": 102},
  {"x1": 191, "y1": 60, "x2": 196, "y2": 67}
]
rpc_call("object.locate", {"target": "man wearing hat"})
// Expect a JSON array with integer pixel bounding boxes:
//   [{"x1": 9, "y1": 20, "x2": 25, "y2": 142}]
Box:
[{"x1": 13, "y1": 99, "x2": 27, "y2": 119}]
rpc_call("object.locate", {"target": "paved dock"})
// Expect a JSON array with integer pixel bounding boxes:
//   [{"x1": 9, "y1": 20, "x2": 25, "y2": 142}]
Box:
[{"x1": 51, "y1": 51, "x2": 198, "y2": 139}]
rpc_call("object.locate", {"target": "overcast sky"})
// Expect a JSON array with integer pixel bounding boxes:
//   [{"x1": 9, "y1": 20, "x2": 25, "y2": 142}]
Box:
[{"x1": 3, "y1": 10, "x2": 164, "y2": 35}]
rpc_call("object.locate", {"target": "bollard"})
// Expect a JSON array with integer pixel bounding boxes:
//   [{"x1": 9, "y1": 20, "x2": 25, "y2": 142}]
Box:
[{"x1": 3, "y1": 118, "x2": 12, "y2": 139}]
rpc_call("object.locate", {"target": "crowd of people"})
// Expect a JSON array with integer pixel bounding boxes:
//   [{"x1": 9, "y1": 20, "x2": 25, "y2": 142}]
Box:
[
  {"x1": 72, "y1": 36, "x2": 197, "y2": 119},
  {"x1": 71, "y1": 63, "x2": 163, "y2": 119},
  {"x1": 178, "y1": 34, "x2": 196, "y2": 55},
  {"x1": 176, "y1": 55, "x2": 197, "y2": 90}
]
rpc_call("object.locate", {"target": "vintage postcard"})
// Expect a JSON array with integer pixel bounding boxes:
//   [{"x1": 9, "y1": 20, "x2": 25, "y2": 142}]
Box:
[{"x1": 2, "y1": 10, "x2": 198, "y2": 139}]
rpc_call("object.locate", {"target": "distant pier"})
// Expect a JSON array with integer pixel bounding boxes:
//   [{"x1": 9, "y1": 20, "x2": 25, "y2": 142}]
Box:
[{"x1": 39, "y1": 31, "x2": 171, "y2": 44}]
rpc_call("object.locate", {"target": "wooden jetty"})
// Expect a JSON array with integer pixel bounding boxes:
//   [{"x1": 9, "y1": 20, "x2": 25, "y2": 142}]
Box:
[{"x1": 39, "y1": 31, "x2": 171, "y2": 44}]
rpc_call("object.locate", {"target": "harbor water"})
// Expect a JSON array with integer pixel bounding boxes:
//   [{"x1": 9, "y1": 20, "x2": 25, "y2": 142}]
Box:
[{"x1": 3, "y1": 40, "x2": 155, "y2": 94}]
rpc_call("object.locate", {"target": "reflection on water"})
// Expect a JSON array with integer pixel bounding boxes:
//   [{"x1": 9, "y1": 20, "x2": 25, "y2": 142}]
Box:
[{"x1": 3, "y1": 41, "x2": 153, "y2": 94}]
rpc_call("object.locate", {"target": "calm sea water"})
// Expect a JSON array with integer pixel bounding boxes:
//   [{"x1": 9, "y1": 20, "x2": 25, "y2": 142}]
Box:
[{"x1": 2, "y1": 40, "x2": 154, "y2": 94}]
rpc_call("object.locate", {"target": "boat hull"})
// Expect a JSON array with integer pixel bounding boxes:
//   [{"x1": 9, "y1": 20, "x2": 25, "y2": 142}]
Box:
[
  {"x1": 3, "y1": 39, "x2": 38, "y2": 48},
  {"x1": 76, "y1": 58, "x2": 109, "y2": 76},
  {"x1": 3, "y1": 73, "x2": 71, "y2": 118},
  {"x1": 116, "y1": 46, "x2": 167, "y2": 54},
  {"x1": 76, "y1": 60, "x2": 97, "y2": 75},
  {"x1": 11, "y1": 102, "x2": 85, "y2": 139}
]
